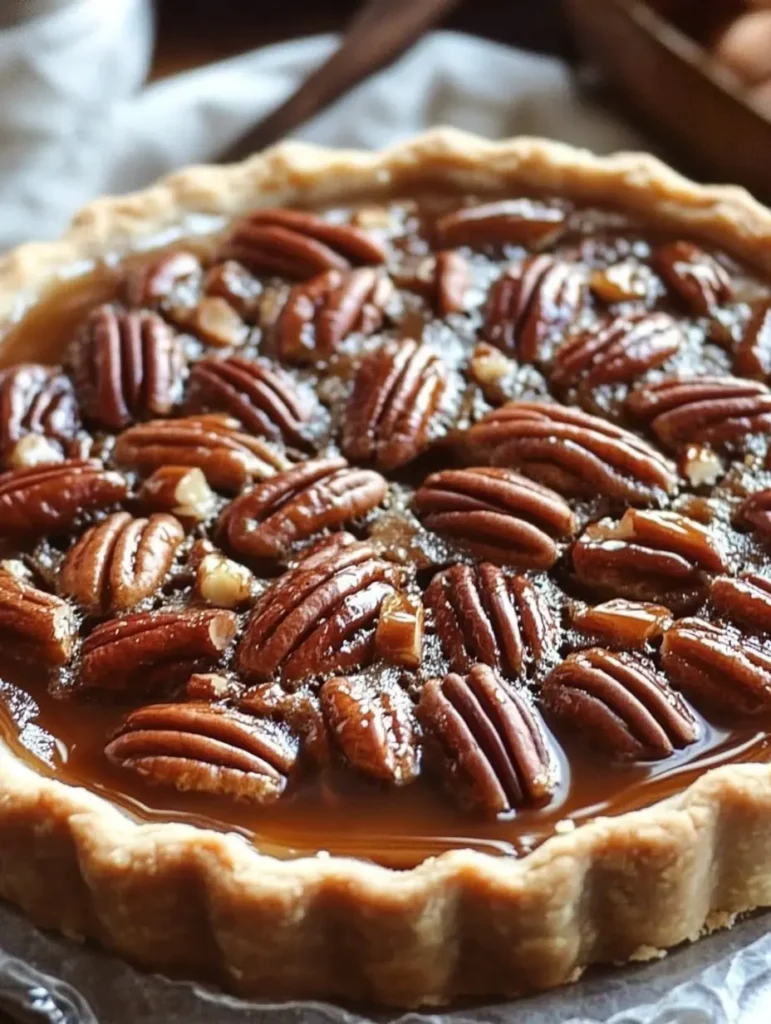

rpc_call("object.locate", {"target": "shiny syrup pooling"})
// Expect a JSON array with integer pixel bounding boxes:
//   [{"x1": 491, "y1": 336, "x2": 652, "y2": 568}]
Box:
[{"x1": 3, "y1": 193, "x2": 771, "y2": 869}]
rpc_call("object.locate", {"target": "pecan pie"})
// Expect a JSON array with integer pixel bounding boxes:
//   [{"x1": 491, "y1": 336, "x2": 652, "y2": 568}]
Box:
[{"x1": 3, "y1": 130, "x2": 771, "y2": 1006}]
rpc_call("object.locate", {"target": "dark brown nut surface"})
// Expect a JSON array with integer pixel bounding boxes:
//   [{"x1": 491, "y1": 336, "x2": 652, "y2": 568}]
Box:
[
  {"x1": 483, "y1": 255, "x2": 585, "y2": 362},
  {"x1": 0, "y1": 571, "x2": 77, "y2": 667},
  {"x1": 0, "y1": 460, "x2": 128, "y2": 537},
  {"x1": 462, "y1": 401, "x2": 678, "y2": 504},
  {"x1": 137, "y1": 465, "x2": 216, "y2": 522},
  {"x1": 413, "y1": 467, "x2": 576, "y2": 569},
  {"x1": 113, "y1": 414, "x2": 289, "y2": 492},
  {"x1": 435, "y1": 199, "x2": 567, "y2": 250},
  {"x1": 218, "y1": 457, "x2": 387, "y2": 561},
  {"x1": 710, "y1": 574, "x2": 771, "y2": 634},
  {"x1": 239, "y1": 681, "x2": 330, "y2": 766},
  {"x1": 417, "y1": 663, "x2": 556, "y2": 816},
  {"x1": 276, "y1": 268, "x2": 393, "y2": 363},
  {"x1": 59, "y1": 512, "x2": 184, "y2": 615},
  {"x1": 653, "y1": 241, "x2": 734, "y2": 314},
  {"x1": 626, "y1": 375, "x2": 771, "y2": 450},
  {"x1": 105, "y1": 702, "x2": 297, "y2": 804},
  {"x1": 571, "y1": 599, "x2": 673, "y2": 649},
  {"x1": 0, "y1": 364, "x2": 80, "y2": 468},
  {"x1": 341, "y1": 338, "x2": 450, "y2": 471},
  {"x1": 373, "y1": 592, "x2": 424, "y2": 669},
  {"x1": 738, "y1": 488, "x2": 771, "y2": 542},
  {"x1": 424, "y1": 563, "x2": 559, "y2": 679},
  {"x1": 320, "y1": 676, "x2": 419, "y2": 785},
  {"x1": 221, "y1": 208, "x2": 387, "y2": 279},
  {"x1": 661, "y1": 618, "x2": 771, "y2": 715},
  {"x1": 735, "y1": 301, "x2": 771, "y2": 379},
  {"x1": 542, "y1": 648, "x2": 698, "y2": 760},
  {"x1": 69, "y1": 305, "x2": 184, "y2": 431},
  {"x1": 78, "y1": 607, "x2": 238, "y2": 693},
  {"x1": 433, "y1": 250, "x2": 470, "y2": 316}
]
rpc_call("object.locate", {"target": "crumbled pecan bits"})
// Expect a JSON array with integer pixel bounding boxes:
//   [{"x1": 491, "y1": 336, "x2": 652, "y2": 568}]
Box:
[
  {"x1": 626, "y1": 375, "x2": 771, "y2": 451},
  {"x1": 276, "y1": 268, "x2": 393, "y2": 364},
  {"x1": 69, "y1": 304, "x2": 184, "y2": 431},
  {"x1": 413, "y1": 467, "x2": 576, "y2": 569},
  {"x1": 737, "y1": 488, "x2": 771, "y2": 542},
  {"x1": 221, "y1": 208, "x2": 387, "y2": 279},
  {"x1": 137, "y1": 465, "x2": 217, "y2": 523},
  {"x1": 735, "y1": 301, "x2": 771, "y2": 380},
  {"x1": 462, "y1": 402, "x2": 678, "y2": 504},
  {"x1": 194, "y1": 550, "x2": 255, "y2": 609},
  {"x1": 374, "y1": 591, "x2": 423, "y2": 669},
  {"x1": 424, "y1": 563, "x2": 558, "y2": 679},
  {"x1": 542, "y1": 649, "x2": 698, "y2": 760},
  {"x1": 0, "y1": 364, "x2": 80, "y2": 468},
  {"x1": 341, "y1": 338, "x2": 450, "y2": 471},
  {"x1": 59, "y1": 512, "x2": 184, "y2": 616},
  {"x1": 571, "y1": 599, "x2": 672, "y2": 649},
  {"x1": 202, "y1": 260, "x2": 263, "y2": 319},
  {"x1": 186, "y1": 357, "x2": 314, "y2": 448},
  {"x1": 105, "y1": 702, "x2": 297, "y2": 804},
  {"x1": 661, "y1": 618, "x2": 771, "y2": 715},
  {"x1": 435, "y1": 199, "x2": 567, "y2": 251},
  {"x1": 123, "y1": 250, "x2": 202, "y2": 308},
  {"x1": 710, "y1": 574, "x2": 771, "y2": 634},
  {"x1": 551, "y1": 312, "x2": 682, "y2": 390},
  {"x1": 218, "y1": 457, "x2": 387, "y2": 561},
  {"x1": 77, "y1": 607, "x2": 238, "y2": 693},
  {"x1": 589, "y1": 261, "x2": 658, "y2": 304},
  {"x1": 483, "y1": 255, "x2": 585, "y2": 362},
  {"x1": 320, "y1": 676, "x2": 419, "y2": 785},
  {"x1": 113, "y1": 414, "x2": 289, "y2": 492},
  {"x1": 236, "y1": 539, "x2": 402, "y2": 685},
  {"x1": 0, "y1": 460, "x2": 128, "y2": 537},
  {"x1": 0, "y1": 571, "x2": 77, "y2": 668},
  {"x1": 653, "y1": 241, "x2": 734, "y2": 315},
  {"x1": 417, "y1": 664, "x2": 556, "y2": 815}
]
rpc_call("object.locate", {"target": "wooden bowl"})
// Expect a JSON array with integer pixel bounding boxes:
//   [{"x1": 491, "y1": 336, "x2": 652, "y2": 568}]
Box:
[{"x1": 563, "y1": 0, "x2": 771, "y2": 199}]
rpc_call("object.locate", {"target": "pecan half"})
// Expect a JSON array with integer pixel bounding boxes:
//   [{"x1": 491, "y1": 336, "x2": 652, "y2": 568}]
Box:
[
  {"x1": 483, "y1": 255, "x2": 585, "y2": 362},
  {"x1": 435, "y1": 199, "x2": 567, "y2": 250},
  {"x1": 221, "y1": 208, "x2": 387, "y2": 279},
  {"x1": 114, "y1": 414, "x2": 289, "y2": 491},
  {"x1": 424, "y1": 563, "x2": 559, "y2": 679},
  {"x1": 737, "y1": 488, "x2": 771, "y2": 542},
  {"x1": 320, "y1": 676, "x2": 419, "y2": 785},
  {"x1": 341, "y1": 338, "x2": 449, "y2": 471},
  {"x1": 0, "y1": 571, "x2": 77, "y2": 667},
  {"x1": 417, "y1": 663, "x2": 556, "y2": 815},
  {"x1": 551, "y1": 312, "x2": 682, "y2": 390},
  {"x1": 137, "y1": 465, "x2": 216, "y2": 523},
  {"x1": 59, "y1": 512, "x2": 184, "y2": 615},
  {"x1": 571, "y1": 599, "x2": 672, "y2": 649},
  {"x1": 69, "y1": 304, "x2": 184, "y2": 431},
  {"x1": 77, "y1": 607, "x2": 238, "y2": 693},
  {"x1": 275, "y1": 268, "x2": 393, "y2": 364},
  {"x1": 0, "y1": 364, "x2": 80, "y2": 468},
  {"x1": 711, "y1": 574, "x2": 771, "y2": 634},
  {"x1": 218, "y1": 457, "x2": 387, "y2": 561},
  {"x1": 105, "y1": 702, "x2": 296, "y2": 804},
  {"x1": 653, "y1": 241, "x2": 733, "y2": 314},
  {"x1": 374, "y1": 591, "x2": 424, "y2": 669},
  {"x1": 462, "y1": 401, "x2": 678, "y2": 504},
  {"x1": 542, "y1": 649, "x2": 698, "y2": 760},
  {"x1": 735, "y1": 301, "x2": 771, "y2": 380},
  {"x1": 626, "y1": 375, "x2": 771, "y2": 451},
  {"x1": 433, "y1": 250, "x2": 470, "y2": 315},
  {"x1": 413, "y1": 467, "x2": 576, "y2": 569},
  {"x1": 572, "y1": 508, "x2": 725, "y2": 609},
  {"x1": 237, "y1": 538, "x2": 402, "y2": 686},
  {"x1": 0, "y1": 460, "x2": 128, "y2": 537},
  {"x1": 661, "y1": 618, "x2": 771, "y2": 714}
]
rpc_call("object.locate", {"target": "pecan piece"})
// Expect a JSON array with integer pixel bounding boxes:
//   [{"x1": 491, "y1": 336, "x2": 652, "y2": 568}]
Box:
[
  {"x1": 59, "y1": 512, "x2": 184, "y2": 615},
  {"x1": 738, "y1": 488, "x2": 771, "y2": 542},
  {"x1": 320, "y1": 676, "x2": 419, "y2": 785},
  {"x1": 69, "y1": 304, "x2": 184, "y2": 430},
  {"x1": 77, "y1": 607, "x2": 238, "y2": 693},
  {"x1": 221, "y1": 208, "x2": 387, "y2": 278},
  {"x1": 374, "y1": 591, "x2": 424, "y2": 669},
  {"x1": 572, "y1": 508, "x2": 725, "y2": 609},
  {"x1": 551, "y1": 312, "x2": 682, "y2": 390},
  {"x1": 341, "y1": 338, "x2": 449, "y2": 470},
  {"x1": 124, "y1": 250, "x2": 202, "y2": 307},
  {"x1": 735, "y1": 301, "x2": 771, "y2": 380},
  {"x1": 417, "y1": 664, "x2": 556, "y2": 815},
  {"x1": 653, "y1": 241, "x2": 733, "y2": 314},
  {"x1": 542, "y1": 649, "x2": 698, "y2": 760},
  {"x1": 424, "y1": 563, "x2": 559, "y2": 679},
  {"x1": 413, "y1": 467, "x2": 575, "y2": 569},
  {"x1": 105, "y1": 702, "x2": 296, "y2": 804},
  {"x1": 0, "y1": 571, "x2": 77, "y2": 667},
  {"x1": 137, "y1": 465, "x2": 216, "y2": 523},
  {"x1": 571, "y1": 599, "x2": 672, "y2": 649},
  {"x1": 218, "y1": 456, "x2": 386, "y2": 561},
  {"x1": 711, "y1": 574, "x2": 771, "y2": 634},
  {"x1": 435, "y1": 199, "x2": 567, "y2": 250},
  {"x1": 626, "y1": 375, "x2": 771, "y2": 451},
  {"x1": 0, "y1": 460, "x2": 128, "y2": 537},
  {"x1": 0, "y1": 364, "x2": 80, "y2": 468},
  {"x1": 194, "y1": 550, "x2": 255, "y2": 609},
  {"x1": 483, "y1": 255, "x2": 585, "y2": 362},
  {"x1": 276, "y1": 268, "x2": 393, "y2": 364},
  {"x1": 462, "y1": 402, "x2": 677, "y2": 504},
  {"x1": 114, "y1": 414, "x2": 289, "y2": 491},
  {"x1": 661, "y1": 618, "x2": 771, "y2": 714},
  {"x1": 237, "y1": 538, "x2": 402, "y2": 686},
  {"x1": 589, "y1": 261, "x2": 658, "y2": 304}
]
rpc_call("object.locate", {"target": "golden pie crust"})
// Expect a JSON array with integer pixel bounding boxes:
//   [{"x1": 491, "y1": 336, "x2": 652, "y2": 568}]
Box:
[{"x1": 2, "y1": 129, "x2": 771, "y2": 1006}]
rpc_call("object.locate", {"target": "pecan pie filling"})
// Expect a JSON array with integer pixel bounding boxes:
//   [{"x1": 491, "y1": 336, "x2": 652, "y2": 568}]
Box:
[{"x1": 3, "y1": 194, "x2": 771, "y2": 868}]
